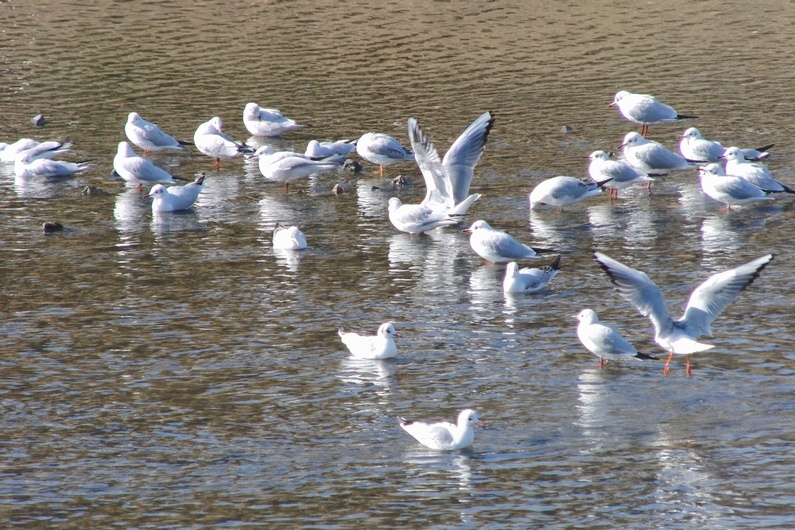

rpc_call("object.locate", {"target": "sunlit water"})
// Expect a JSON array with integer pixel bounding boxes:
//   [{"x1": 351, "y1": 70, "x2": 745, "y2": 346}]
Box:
[{"x1": 1, "y1": 1, "x2": 794, "y2": 527}]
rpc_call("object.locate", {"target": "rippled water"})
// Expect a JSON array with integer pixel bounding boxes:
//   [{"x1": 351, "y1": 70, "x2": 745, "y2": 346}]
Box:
[{"x1": 2, "y1": 0, "x2": 795, "y2": 527}]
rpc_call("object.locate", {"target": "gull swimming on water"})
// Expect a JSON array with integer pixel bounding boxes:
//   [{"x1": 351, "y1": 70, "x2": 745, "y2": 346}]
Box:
[
  {"x1": 503, "y1": 255, "x2": 561, "y2": 293},
  {"x1": 338, "y1": 322, "x2": 400, "y2": 360},
  {"x1": 387, "y1": 197, "x2": 460, "y2": 235},
  {"x1": 408, "y1": 111, "x2": 494, "y2": 215},
  {"x1": 272, "y1": 225, "x2": 308, "y2": 250},
  {"x1": 610, "y1": 90, "x2": 696, "y2": 138},
  {"x1": 125, "y1": 112, "x2": 192, "y2": 153},
  {"x1": 678, "y1": 127, "x2": 774, "y2": 163},
  {"x1": 586, "y1": 150, "x2": 653, "y2": 199},
  {"x1": 304, "y1": 139, "x2": 357, "y2": 159},
  {"x1": 194, "y1": 117, "x2": 251, "y2": 168},
  {"x1": 593, "y1": 252, "x2": 773, "y2": 376},
  {"x1": 0, "y1": 139, "x2": 72, "y2": 163},
  {"x1": 258, "y1": 150, "x2": 340, "y2": 191},
  {"x1": 145, "y1": 174, "x2": 205, "y2": 212},
  {"x1": 698, "y1": 163, "x2": 773, "y2": 209},
  {"x1": 574, "y1": 308, "x2": 658, "y2": 368},
  {"x1": 243, "y1": 102, "x2": 305, "y2": 137},
  {"x1": 400, "y1": 409, "x2": 483, "y2": 451},
  {"x1": 113, "y1": 141, "x2": 178, "y2": 187},
  {"x1": 356, "y1": 132, "x2": 415, "y2": 176},
  {"x1": 620, "y1": 132, "x2": 692, "y2": 175},
  {"x1": 14, "y1": 152, "x2": 89, "y2": 179},
  {"x1": 720, "y1": 146, "x2": 794, "y2": 194},
  {"x1": 464, "y1": 220, "x2": 553, "y2": 263},
  {"x1": 529, "y1": 176, "x2": 609, "y2": 210}
]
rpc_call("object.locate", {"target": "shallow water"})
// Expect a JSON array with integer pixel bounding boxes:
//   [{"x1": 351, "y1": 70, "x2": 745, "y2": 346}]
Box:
[{"x1": 1, "y1": 0, "x2": 795, "y2": 527}]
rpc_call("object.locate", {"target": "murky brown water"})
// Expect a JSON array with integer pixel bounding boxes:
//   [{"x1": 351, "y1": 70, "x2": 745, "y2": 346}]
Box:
[{"x1": 1, "y1": 0, "x2": 794, "y2": 527}]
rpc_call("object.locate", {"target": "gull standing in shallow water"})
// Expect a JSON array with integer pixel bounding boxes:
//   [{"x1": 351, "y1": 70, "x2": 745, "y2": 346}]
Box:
[
  {"x1": 113, "y1": 141, "x2": 178, "y2": 187},
  {"x1": 338, "y1": 322, "x2": 400, "y2": 360},
  {"x1": 146, "y1": 174, "x2": 205, "y2": 212},
  {"x1": 272, "y1": 225, "x2": 307, "y2": 250},
  {"x1": 574, "y1": 308, "x2": 658, "y2": 368},
  {"x1": 400, "y1": 409, "x2": 483, "y2": 451},
  {"x1": 678, "y1": 127, "x2": 774, "y2": 163},
  {"x1": 243, "y1": 102, "x2": 305, "y2": 137},
  {"x1": 721, "y1": 146, "x2": 795, "y2": 194},
  {"x1": 593, "y1": 252, "x2": 774, "y2": 376},
  {"x1": 529, "y1": 176, "x2": 609, "y2": 210},
  {"x1": 387, "y1": 197, "x2": 459, "y2": 235},
  {"x1": 610, "y1": 90, "x2": 696, "y2": 138},
  {"x1": 125, "y1": 112, "x2": 192, "y2": 153},
  {"x1": 356, "y1": 132, "x2": 415, "y2": 176},
  {"x1": 503, "y1": 255, "x2": 561, "y2": 293},
  {"x1": 194, "y1": 117, "x2": 251, "y2": 169},
  {"x1": 698, "y1": 163, "x2": 773, "y2": 209},
  {"x1": 464, "y1": 220, "x2": 554, "y2": 263},
  {"x1": 586, "y1": 150, "x2": 653, "y2": 199},
  {"x1": 408, "y1": 111, "x2": 494, "y2": 215},
  {"x1": 620, "y1": 132, "x2": 692, "y2": 175}
]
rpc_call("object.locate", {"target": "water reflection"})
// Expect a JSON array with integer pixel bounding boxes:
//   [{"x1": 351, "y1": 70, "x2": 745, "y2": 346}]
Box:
[
  {"x1": 272, "y1": 247, "x2": 304, "y2": 272},
  {"x1": 388, "y1": 230, "x2": 473, "y2": 296},
  {"x1": 337, "y1": 357, "x2": 396, "y2": 394},
  {"x1": 113, "y1": 187, "x2": 149, "y2": 233},
  {"x1": 150, "y1": 209, "x2": 205, "y2": 237},
  {"x1": 587, "y1": 202, "x2": 657, "y2": 246}
]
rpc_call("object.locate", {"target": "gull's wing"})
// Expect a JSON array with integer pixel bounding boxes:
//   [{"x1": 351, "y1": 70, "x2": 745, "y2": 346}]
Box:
[
  {"x1": 682, "y1": 254, "x2": 773, "y2": 337},
  {"x1": 441, "y1": 111, "x2": 494, "y2": 205},
  {"x1": 593, "y1": 252, "x2": 671, "y2": 335},
  {"x1": 408, "y1": 117, "x2": 449, "y2": 210}
]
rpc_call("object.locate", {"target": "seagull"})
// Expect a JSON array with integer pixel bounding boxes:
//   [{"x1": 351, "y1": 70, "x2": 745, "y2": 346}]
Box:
[
  {"x1": 145, "y1": 174, "x2": 205, "y2": 212},
  {"x1": 610, "y1": 90, "x2": 696, "y2": 137},
  {"x1": 678, "y1": 127, "x2": 774, "y2": 163},
  {"x1": 574, "y1": 308, "x2": 658, "y2": 368},
  {"x1": 593, "y1": 252, "x2": 773, "y2": 376},
  {"x1": 586, "y1": 150, "x2": 653, "y2": 199},
  {"x1": 620, "y1": 132, "x2": 692, "y2": 175},
  {"x1": 400, "y1": 409, "x2": 484, "y2": 451},
  {"x1": 304, "y1": 139, "x2": 357, "y2": 159},
  {"x1": 243, "y1": 102, "x2": 305, "y2": 137},
  {"x1": 387, "y1": 197, "x2": 460, "y2": 234},
  {"x1": 408, "y1": 111, "x2": 494, "y2": 215},
  {"x1": 125, "y1": 112, "x2": 192, "y2": 153},
  {"x1": 503, "y1": 255, "x2": 561, "y2": 293},
  {"x1": 529, "y1": 176, "x2": 609, "y2": 210},
  {"x1": 272, "y1": 225, "x2": 308, "y2": 250},
  {"x1": 14, "y1": 152, "x2": 89, "y2": 179},
  {"x1": 258, "y1": 150, "x2": 340, "y2": 191},
  {"x1": 464, "y1": 220, "x2": 554, "y2": 263},
  {"x1": 194, "y1": 117, "x2": 251, "y2": 168},
  {"x1": 356, "y1": 132, "x2": 415, "y2": 176},
  {"x1": 698, "y1": 163, "x2": 773, "y2": 209},
  {"x1": 113, "y1": 141, "x2": 178, "y2": 187},
  {"x1": 721, "y1": 146, "x2": 794, "y2": 193},
  {"x1": 0, "y1": 139, "x2": 72, "y2": 163},
  {"x1": 338, "y1": 322, "x2": 400, "y2": 360}
]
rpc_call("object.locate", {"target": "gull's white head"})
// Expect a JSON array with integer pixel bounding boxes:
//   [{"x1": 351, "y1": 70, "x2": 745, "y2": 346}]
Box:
[
  {"x1": 699, "y1": 163, "x2": 726, "y2": 178},
  {"x1": 620, "y1": 132, "x2": 646, "y2": 148},
  {"x1": 588, "y1": 150, "x2": 611, "y2": 162},
  {"x1": 610, "y1": 90, "x2": 631, "y2": 107},
  {"x1": 210, "y1": 116, "x2": 224, "y2": 131},
  {"x1": 244, "y1": 103, "x2": 260, "y2": 119},
  {"x1": 505, "y1": 262, "x2": 520, "y2": 277},
  {"x1": 464, "y1": 219, "x2": 492, "y2": 233},
  {"x1": 719, "y1": 146, "x2": 744, "y2": 162},
  {"x1": 145, "y1": 184, "x2": 167, "y2": 199},
  {"x1": 387, "y1": 197, "x2": 403, "y2": 213},
  {"x1": 574, "y1": 308, "x2": 599, "y2": 324},
  {"x1": 457, "y1": 409, "x2": 483, "y2": 429},
  {"x1": 127, "y1": 112, "x2": 141, "y2": 124},
  {"x1": 117, "y1": 141, "x2": 136, "y2": 157},
  {"x1": 378, "y1": 322, "x2": 400, "y2": 339},
  {"x1": 680, "y1": 127, "x2": 702, "y2": 141}
]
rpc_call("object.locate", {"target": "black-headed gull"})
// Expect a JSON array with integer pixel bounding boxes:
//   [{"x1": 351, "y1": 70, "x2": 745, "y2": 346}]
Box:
[
  {"x1": 242, "y1": 102, "x2": 305, "y2": 137},
  {"x1": 408, "y1": 111, "x2": 494, "y2": 215},
  {"x1": 610, "y1": 90, "x2": 696, "y2": 138},
  {"x1": 620, "y1": 132, "x2": 691, "y2": 175},
  {"x1": 125, "y1": 112, "x2": 191, "y2": 153},
  {"x1": 272, "y1": 225, "x2": 307, "y2": 250},
  {"x1": 356, "y1": 132, "x2": 414, "y2": 176},
  {"x1": 586, "y1": 150, "x2": 653, "y2": 199},
  {"x1": 594, "y1": 252, "x2": 774, "y2": 376},
  {"x1": 258, "y1": 151, "x2": 340, "y2": 191},
  {"x1": 677, "y1": 127, "x2": 774, "y2": 164},
  {"x1": 464, "y1": 220, "x2": 553, "y2": 263},
  {"x1": 400, "y1": 409, "x2": 483, "y2": 451},
  {"x1": 113, "y1": 141, "x2": 178, "y2": 187},
  {"x1": 0, "y1": 139, "x2": 72, "y2": 163},
  {"x1": 529, "y1": 176, "x2": 608, "y2": 210},
  {"x1": 338, "y1": 322, "x2": 400, "y2": 360},
  {"x1": 14, "y1": 152, "x2": 89, "y2": 179},
  {"x1": 698, "y1": 163, "x2": 773, "y2": 209},
  {"x1": 503, "y1": 255, "x2": 561, "y2": 293},
  {"x1": 387, "y1": 197, "x2": 460, "y2": 235},
  {"x1": 194, "y1": 117, "x2": 251, "y2": 168},
  {"x1": 721, "y1": 146, "x2": 794, "y2": 194},
  {"x1": 574, "y1": 308, "x2": 658, "y2": 368},
  {"x1": 145, "y1": 174, "x2": 205, "y2": 212},
  {"x1": 304, "y1": 139, "x2": 357, "y2": 159}
]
